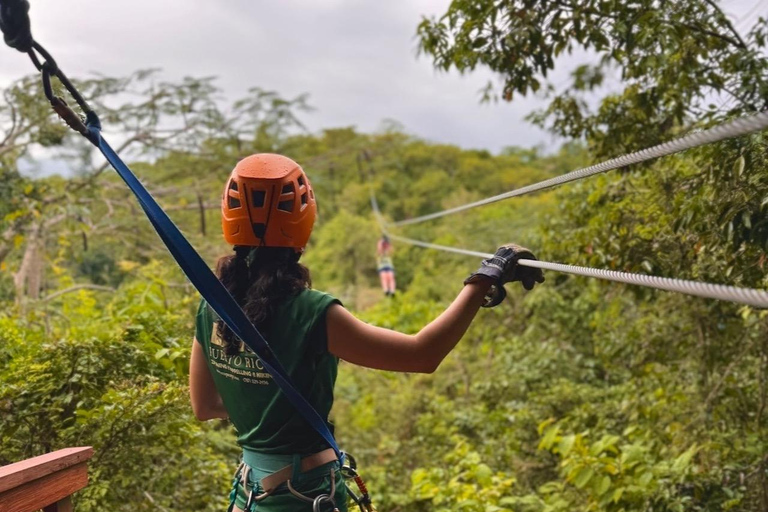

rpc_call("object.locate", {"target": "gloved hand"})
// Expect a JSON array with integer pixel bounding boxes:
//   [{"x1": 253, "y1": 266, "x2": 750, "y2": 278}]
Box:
[{"x1": 464, "y1": 244, "x2": 545, "y2": 307}]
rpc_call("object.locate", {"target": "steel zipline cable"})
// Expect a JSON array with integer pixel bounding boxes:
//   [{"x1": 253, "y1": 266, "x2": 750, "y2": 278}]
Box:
[
  {"x1": 368, "y1": 118, "x2": 768, "y2": 308},
  {"x1": 369, "y1": 146, "x2": 768, "y2": 309},
  {"x1": 392, "y1": 111, "x2": 768, "y2": 227},
  {"x1": 372, "y1": 104, "x2": 768, "y2": 308},
  {"x1": 384, "y1": 234, "x2": 768, "y2": 309}
]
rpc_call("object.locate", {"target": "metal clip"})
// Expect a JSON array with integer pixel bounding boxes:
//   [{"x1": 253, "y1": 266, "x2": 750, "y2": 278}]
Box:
[
  {"x1": 50, "y1": 96, "x2": 88, "y2": 135},
  {"x1": 244, "y1": 489, "x2": 256, "y2": 512},
  {"x1": 312, "y1": 493, "x2": 336, "y2": 512}
]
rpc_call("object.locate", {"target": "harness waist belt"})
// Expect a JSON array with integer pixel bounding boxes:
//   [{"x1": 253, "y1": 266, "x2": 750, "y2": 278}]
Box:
[{"x1": 242, "y1": 448, "x2": 338, "y2": 493}]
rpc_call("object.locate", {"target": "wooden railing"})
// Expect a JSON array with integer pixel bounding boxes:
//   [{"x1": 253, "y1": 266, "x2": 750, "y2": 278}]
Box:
[{"x1": 0, "y1": 447, "x2": 93, "y2": 512}]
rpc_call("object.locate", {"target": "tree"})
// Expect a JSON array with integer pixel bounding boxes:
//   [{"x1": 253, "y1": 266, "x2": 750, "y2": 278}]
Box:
[
  {"x1": 417, "y1": 0, "x2": 768, "y2": 156},
  {"x1": 415, "y1": 2, "x2": 768, "y2": 509},
  {"x1": 0, "y1": 71, "x2": 310, "y2": 304}
]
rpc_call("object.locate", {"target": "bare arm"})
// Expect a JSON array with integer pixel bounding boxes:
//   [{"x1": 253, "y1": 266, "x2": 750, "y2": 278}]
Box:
[
  {"x1": 327, "y1": 279, "x2": 493, "y2": 373},
  {"x1": 189, "y1": 339, "x2": 229, "y2": 421}
]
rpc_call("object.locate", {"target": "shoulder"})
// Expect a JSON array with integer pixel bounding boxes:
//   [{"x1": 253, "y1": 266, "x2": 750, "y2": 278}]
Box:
[
  {"x1": 294, "y1": 289, "x2": 343, "y2": 354},
  {"x1": 291, "y1": 288, "x2": 342, "y2": 310},
  {"x1": 194, "y1": 299, "x2": 217, "y2": 347},
  {"x1": 196, "y1": 298, "x2": 208, "y2": 317},
  {"x1": 292, "y1": 289, "x2": 342, "y2": 328},
  {"x1": 195, "y1": 298, "x2": 217, "y2": 322}
]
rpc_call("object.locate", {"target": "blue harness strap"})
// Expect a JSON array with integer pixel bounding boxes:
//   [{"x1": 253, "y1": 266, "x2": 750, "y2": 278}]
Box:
[{"x1": 84, "y1": 112, "x2": 342, "y2": 460}]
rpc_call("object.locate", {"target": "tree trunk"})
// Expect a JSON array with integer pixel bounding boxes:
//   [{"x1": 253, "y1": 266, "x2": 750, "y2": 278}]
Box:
[{"x1": 13, "y1": 222, "x2": 44, "y2": 303}]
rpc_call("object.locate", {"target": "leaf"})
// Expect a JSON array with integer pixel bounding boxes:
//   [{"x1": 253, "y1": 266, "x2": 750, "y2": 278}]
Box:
[
  {"x1": 474, "y1": 463, "x2": 493, "y2": 486},
  {"x1": 672, "y1": 444, "x2": 698, "y2": 473},
  {"x1": 537, "y1": 417, "x2": 555, "y2": 436},
  {"x1": 558, "y1": 434, "x2": 576, "y2": 455},
  {"x1": 594, "y1": 475, "x2": 611, "y2": 496},
  {"x1": 573, "y1": 467, "x2": 594, "y2": 489},
  {"x1": 733, "y1": 155, "x2": 745, "y2": 177},
  {"x1": 637, "y1": 471, "x2": 653, "y2": 487},
  {"x1": 539, "y1": 425, "x2": 560, "y2": 450},
  {"x1": 620, "y1": 445, "x2": 645, "y2": 467},
  {"x1": 742, "y1": 211, "x2": 752, "y2": 229}
]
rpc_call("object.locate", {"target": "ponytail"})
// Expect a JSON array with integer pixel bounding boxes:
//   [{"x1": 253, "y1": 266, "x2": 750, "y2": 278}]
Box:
[{"x1": 215, "y1": 247, "x2": 311, "y2": 355}]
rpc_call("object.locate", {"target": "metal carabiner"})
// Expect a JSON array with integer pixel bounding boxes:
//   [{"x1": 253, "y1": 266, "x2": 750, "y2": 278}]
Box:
[
  {"x1": 312, "y1": 493, "x2": 338, "y2": 512},
  {"x1": 244, "y1": 489, "x2": 256, "y2": 512},
  {"x1": 341, "y1": 451, "x2": 358, "y2": 480}
]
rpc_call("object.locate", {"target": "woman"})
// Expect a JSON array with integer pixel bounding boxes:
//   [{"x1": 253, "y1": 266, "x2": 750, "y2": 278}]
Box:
[
  {"x1": 189, "y1": 154, "x2": 544, "y2": 512},
  {"x1": 376, "y1": 235, "x2": 396, "y2": 297}
]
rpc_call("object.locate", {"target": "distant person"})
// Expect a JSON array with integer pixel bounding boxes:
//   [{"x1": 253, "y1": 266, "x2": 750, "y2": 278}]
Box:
[
  {"x1": 189, "y1": 154, "x2": 544, "y2": 512},
  {"x1": 376, "y1": 235, "x2": 396, "y2": 297}
]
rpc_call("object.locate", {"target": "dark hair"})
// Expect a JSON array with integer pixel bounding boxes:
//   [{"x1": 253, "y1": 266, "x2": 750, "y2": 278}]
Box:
[{"x1": 215, "y1": 246, "x2": 311, "y2": 355}]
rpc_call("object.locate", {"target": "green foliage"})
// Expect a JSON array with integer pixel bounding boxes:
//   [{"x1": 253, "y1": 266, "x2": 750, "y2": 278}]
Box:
[
  {"x1": 410, "y1": 437, "x2": 516, "y2": 511},
  {"x1": 76, "y1": 249, "x2": 126, "y2": 286},
  {"x1": 2, "y1": 5, "x2": 768, "y2": 510},
  {"x1": 417, "y1": 0, "x2": 768, "y2": 157},
  {"x1": 0, "y1": 263, "x2": 234, "y2": 510}
]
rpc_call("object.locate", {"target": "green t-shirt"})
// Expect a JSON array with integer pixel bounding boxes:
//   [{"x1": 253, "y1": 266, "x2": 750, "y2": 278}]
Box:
[{"x1": 195, "y1": 288, "x2": 341, "y2": 454}]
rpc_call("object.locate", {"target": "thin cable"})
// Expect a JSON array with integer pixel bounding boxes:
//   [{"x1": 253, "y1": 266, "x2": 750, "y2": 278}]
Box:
[
  {"x1": 393, "y1": 111, "x2": 768, "y2": 227},
  {"x1": 369, "y1": 189, "x2": 387, "y2": 231},
  {"x1": 387, "y1": 234, "x2": 768, "y2": 309}
]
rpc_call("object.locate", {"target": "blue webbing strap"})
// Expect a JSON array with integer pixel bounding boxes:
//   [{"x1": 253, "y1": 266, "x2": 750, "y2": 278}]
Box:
[{"x1": 84, "y1": 113, "x2": 342, "y2": 460}]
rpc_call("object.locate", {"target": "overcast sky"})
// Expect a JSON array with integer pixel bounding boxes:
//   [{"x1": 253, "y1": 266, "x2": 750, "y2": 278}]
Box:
[{"x1": 1, "y1": 0, "x2": 763, "y2": 159}]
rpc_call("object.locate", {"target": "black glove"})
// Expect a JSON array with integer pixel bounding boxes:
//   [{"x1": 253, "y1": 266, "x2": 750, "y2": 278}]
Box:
[{"x1": 464, "y1": 244, "x2": 545, "y2": 307}]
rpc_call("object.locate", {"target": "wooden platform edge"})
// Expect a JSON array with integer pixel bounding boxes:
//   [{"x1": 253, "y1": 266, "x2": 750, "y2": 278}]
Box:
[
  {"x1": 0, "y1": 461, "x2": 88, "y2": 512},
  {"x1": 0, "y1": 447, "x2": 94, "y2": 495}
]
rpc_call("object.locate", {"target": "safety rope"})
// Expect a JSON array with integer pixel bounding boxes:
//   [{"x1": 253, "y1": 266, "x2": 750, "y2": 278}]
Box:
[
  {"x1": 385, "y1": 234, "x2": 768, "y2": 309},
  {"x1": 392, "y1": 111, "x2": 768, "y2": 226}
]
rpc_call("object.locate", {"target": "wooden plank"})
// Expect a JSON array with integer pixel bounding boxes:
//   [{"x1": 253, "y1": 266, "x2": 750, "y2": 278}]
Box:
[
  {"x1": 0, "y1": 462, "x2": 88, "y2": 512},
  {"x1": 0, "y1": 447, "x2": 93, "y2": 494},
  {"x1": 43, "y1": 495, "x2": 73, "y2": 512}
]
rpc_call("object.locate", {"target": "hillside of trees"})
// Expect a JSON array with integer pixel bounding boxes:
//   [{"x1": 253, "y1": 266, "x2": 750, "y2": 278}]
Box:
[{"x1": 1, "y1": 1, "x2": 767, "y2": 510}]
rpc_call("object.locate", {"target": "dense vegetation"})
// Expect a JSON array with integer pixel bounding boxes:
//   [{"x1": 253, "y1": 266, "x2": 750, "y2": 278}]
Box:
[{"x1": 1, "y1": 1, "x2": 767, "y2": 510}]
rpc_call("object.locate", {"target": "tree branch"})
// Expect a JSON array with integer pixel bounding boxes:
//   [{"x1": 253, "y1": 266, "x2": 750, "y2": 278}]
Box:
[
  {"x1": 42, "y1": 284, "x2": 115, "y2": 302},
  {"x1": 675, "y1": 21, "x2": 745, "y2": 50},
  {"x1": 702, "y1": 0, "x2": 748, "y2": 49}
]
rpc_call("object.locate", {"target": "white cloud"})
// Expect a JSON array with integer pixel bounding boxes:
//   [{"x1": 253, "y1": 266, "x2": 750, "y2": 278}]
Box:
[{"x1": 1, "y1": 0, "x2": 760, "y2": 156}]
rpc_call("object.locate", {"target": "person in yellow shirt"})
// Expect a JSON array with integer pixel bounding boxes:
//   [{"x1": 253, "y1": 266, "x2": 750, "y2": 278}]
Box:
[{"x1": 376, "y1": 235, "x2": 396, "y2": 297}]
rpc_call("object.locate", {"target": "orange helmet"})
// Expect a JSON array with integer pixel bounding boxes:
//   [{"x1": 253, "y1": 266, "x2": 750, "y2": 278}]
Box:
[{"x1": 221, "y1": 154, "x2": 317, "y2": 251}]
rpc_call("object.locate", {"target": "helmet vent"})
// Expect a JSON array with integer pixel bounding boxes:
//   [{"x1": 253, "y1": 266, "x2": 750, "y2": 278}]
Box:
[
  {"x1": 281, "y1": 184, "x2": 294, "y2": 194},
  {"x1": 228, "y1": 196, "x2": 241, "y2": 209},
  {"x1": 301, "y1": 193, "x2": 308, "y2": 206},
  {"x1": 251, "y1": 190, "x2": 265, "y2": 207},
  {"x1": 297, "y1": 175, "x2": 305, "y2": 187},
  {"x1": 252, "y1": 223, "x2": 266, "y2": 238},
  {"x1": 277, "y1": 200, "x2": 293, "y2": 212},
  {"x1": 229, "y1": 180, "x2": 238, "y2": 191}
]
